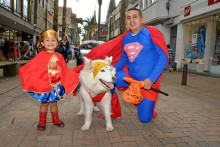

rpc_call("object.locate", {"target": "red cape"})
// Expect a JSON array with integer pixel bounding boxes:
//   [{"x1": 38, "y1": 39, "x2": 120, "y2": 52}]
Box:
[
  {"x1": 19, "y1": 51, "x2": 78, "y2": 94},
  {"x1": 73, "y1": 25, "x2": 169, "y2": 90},
  {"x1": 74, "y1": 25, "x2": 168, "y2": 71}
]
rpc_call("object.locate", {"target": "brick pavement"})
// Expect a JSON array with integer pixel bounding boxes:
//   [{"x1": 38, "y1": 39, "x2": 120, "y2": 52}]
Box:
[{"x1": 0, "y1": 60, "x2": 220, "y2": 147}]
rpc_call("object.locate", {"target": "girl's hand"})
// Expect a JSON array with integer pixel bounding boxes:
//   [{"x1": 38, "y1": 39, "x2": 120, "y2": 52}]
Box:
[{"x1": 49, "y1": 62, "x2": 57, "y2": 69}]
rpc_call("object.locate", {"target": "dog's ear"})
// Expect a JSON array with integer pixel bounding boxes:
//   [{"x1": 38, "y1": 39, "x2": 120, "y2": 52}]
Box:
[
  {"x1": 105, "y1": 56, "x2": 113, "y2": 65},
  {"x1": 84, "y1": 57, "x2": 91, "y2": 66},
  {"x1": 84, "y1": 57, "x2": 93, "y2": 70}
]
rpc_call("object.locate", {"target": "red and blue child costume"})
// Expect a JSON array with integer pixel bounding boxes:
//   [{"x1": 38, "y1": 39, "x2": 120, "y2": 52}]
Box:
[{"x1": 73, "y1": 25, "x2": 169, "y2": 122}]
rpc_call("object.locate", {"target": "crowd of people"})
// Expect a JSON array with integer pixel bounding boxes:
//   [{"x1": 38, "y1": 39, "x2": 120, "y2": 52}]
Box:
[
  {"x1": 0, "y1": 39, "x2": 31, "y2": 61},
  {"x1": 0, "y1": 35, "x2": 74, "y2": 63}
]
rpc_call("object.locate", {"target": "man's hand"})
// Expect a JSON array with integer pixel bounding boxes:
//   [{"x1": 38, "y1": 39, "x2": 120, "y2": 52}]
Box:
[{"x1": 143, "y1": 78, "x2": 153, "y2": 90}]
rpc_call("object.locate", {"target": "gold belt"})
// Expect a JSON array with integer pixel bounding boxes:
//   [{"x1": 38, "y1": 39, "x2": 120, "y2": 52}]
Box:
[{"x1": 50, "y1": 81, "x2": 61, "y2": 87}]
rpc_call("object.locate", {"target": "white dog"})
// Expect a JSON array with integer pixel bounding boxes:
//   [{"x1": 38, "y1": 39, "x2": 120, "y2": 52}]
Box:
[{"x1": 77, "y1": 56, "x2": 116, "y2": 131}]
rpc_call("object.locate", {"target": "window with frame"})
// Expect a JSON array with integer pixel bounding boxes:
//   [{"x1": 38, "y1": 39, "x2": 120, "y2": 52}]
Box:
[
  {"x1": 14, "y1": 0, "x2": 17, "y2": 11},
  {"x1": 0, "y1": 0, "x2": 10, "y2": 8},
  {"x1": 115, "y1": 19, "x2": 120, "y2": 29},
  {"x1": 23, "y1": 0, "x2": 28, "y2": 18},
  {"x1": 48, "y1": 2, "x2": 53, "y2": 14},
  {"x1": 14, "y1": 0, "x2": 21, "y2": 14},
  {"x1": 146, "y1": 0, "x2": 157, "y2": 7}
]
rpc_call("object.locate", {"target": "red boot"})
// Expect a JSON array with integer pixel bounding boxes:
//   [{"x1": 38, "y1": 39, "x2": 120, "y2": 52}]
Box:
[
  {"x1": 51, "y1": 112, "x2": 65, "y2": 127},
  {"x1": 37, "y1": 112, "x2": 47, "y2": 131}
]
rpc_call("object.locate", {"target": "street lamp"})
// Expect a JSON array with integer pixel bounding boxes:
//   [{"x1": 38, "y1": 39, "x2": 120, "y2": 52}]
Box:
[
  {"x1": 98, "y1": 0, "x2": 102, "y2": 40},
  {"x1": 33, "y1": 0, "x2": 38, "y2": 56}
]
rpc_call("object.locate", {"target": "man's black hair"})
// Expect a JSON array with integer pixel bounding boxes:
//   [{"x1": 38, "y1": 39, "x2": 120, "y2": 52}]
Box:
[
  {"x1": 127, "y1": 8, "x2": 142, "y2": 17},
  {"x1": 20, "y1": 41, "x2": 24, "y2": 46}
]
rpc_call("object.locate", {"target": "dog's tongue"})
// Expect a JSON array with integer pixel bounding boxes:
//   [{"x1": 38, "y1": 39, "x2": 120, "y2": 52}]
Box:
[{"x1": 104, "y1": 81, "x2": 114, "y2": 89}]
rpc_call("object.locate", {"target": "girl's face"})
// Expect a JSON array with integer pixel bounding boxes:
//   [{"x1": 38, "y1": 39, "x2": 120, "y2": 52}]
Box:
[{"x1": 41, "y1": 37, "x2": 58, "y2": 53}]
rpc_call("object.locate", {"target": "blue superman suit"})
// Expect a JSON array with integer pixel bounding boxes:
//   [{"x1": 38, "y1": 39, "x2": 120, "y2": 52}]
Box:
[{"x1": 114, "y1": 27, "x2": 168, "y2": 122}]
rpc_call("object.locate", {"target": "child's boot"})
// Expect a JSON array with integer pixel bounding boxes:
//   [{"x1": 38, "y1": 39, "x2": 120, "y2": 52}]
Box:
[
  {"x1": 37, "y1": 112, "x2": 47, "y2": 131},
  {"x1": 51, "y1": 112, "x2": 65, "y2": 127}
]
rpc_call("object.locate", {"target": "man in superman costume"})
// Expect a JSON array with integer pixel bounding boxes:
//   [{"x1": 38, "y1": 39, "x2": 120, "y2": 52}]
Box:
[{"x1": 73, "y1": 8, "x2": 169, "y2": 122}]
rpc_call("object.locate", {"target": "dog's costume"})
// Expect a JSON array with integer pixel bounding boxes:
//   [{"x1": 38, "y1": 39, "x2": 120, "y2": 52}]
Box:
[
  {"x1": 73, "y1": 25, "x2": 169, "y2": 121},
  {"x1": 19, "y1": 29, "x2": 78, "y2": 130}
]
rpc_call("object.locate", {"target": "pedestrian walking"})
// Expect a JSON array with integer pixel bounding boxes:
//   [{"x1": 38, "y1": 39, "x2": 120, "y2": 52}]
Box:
[
  {"x1": 60, "y1": 36, "x2": 69, "y2": 63},
  {"x1": 18, "y1": 29, "x2": 78, "y2": 131},
  {"x1": 74, "y1": 48, "x2": 83, "y2": 66},
  {"x1": 167, "y1": 45, "x2": 174, "y2": 71},
  {"x1": 2, "y1": 38, "x2": 9, "y2": 61}
]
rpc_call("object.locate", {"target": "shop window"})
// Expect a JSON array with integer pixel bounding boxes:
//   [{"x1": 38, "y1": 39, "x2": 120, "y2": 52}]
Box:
[
  {"x1": 184, "y1": 18, "x2": 207, "y2": 64},
  {"x1": 213, "y1": 21, "x2": 220, "y2": 65}
]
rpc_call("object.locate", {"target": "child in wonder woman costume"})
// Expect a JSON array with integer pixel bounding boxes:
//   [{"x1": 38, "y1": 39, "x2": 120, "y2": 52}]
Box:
[{"x1": 19, "y1": 29, "x2": 78, "y2": 131}]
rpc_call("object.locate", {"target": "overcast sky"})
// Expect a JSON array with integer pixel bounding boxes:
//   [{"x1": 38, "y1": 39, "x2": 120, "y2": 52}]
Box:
[{"x1": 59, "y1": 0, "x2": 120, "y2": 23}]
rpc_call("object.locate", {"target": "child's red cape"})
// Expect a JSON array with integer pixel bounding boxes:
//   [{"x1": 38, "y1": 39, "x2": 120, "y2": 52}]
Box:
[
  {"x1": 19, "y1": 51, "x2": 79, "y2": 94},
  {"x1": 73, "y1": 25, "x2": 169, "y2": 96}
]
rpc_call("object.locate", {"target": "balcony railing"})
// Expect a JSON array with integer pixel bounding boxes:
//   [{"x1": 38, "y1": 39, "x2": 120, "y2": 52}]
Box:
[{"x1": 142, "y1": 0, "x2": 169, "y2": 25}]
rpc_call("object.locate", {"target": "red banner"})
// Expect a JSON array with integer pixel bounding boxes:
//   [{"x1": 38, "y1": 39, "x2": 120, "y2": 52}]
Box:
[
  {"x1": 184, "y1": 5, "x2": 191, "y2": 17},
  {"x1": 208, "y1": 0, "x2": 220, "y2": 6}
]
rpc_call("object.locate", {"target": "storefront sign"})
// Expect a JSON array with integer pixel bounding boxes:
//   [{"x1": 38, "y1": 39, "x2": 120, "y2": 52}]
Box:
[
  {"x1": 184, "y1": 5, "x2": 191, "y2": 17},
  {"x1": 192, "y1": 34, "x2": 197, "y2": 46},
  {"x1": 208, "y1": 0, "x2": 220, "y2": 6}
]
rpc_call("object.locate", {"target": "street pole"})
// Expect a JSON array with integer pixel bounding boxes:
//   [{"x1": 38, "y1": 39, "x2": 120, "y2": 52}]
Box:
[
  {"x1": 109, "y1": 16, "x2": 112, "y2": 40},
  {"x1": 33, "y1": 0, "x2": 38, "y2": 56},
  {"x1": 98, "y1": 0, "x2": 102, "y2": 40},
  {"x1": 181, "y1": 64, "x2": 188, "y2": 85}
]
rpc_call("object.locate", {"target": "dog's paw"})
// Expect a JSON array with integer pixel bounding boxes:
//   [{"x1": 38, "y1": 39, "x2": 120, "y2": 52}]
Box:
[
  {"x1": 81, "y1": 125, "x2": 90, "y2": 131},
  {"x1": 93, "y1": 106, "x2": 99, "y2": 112},
  {"x1": 106, "y1": 126, "x2": 114, "y2": 132},
  {"x1": 77, "y1": 111, "x2": 83, "y2": 115}
]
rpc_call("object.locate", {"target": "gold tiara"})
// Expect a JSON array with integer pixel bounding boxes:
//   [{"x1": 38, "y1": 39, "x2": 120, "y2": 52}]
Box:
[
  {"x1": 93, "y1": 62, "x2": 107, "y2": 78},
  {"x1": 41, "y1": 29, "x2": 58, "y2": 40}
]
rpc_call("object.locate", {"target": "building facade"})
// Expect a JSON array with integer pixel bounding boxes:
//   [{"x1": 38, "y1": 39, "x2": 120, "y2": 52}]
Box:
[
  {"x1": 58, "y1": 6, "x2": 75, "y2": 44},
  {"x1": 0, "y1": 0, "x2": 48, "y2": 42}
]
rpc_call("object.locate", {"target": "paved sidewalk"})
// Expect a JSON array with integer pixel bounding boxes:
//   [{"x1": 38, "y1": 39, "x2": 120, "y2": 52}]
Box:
[{"x1": 0, "y1": 60, "x2": 220, "y2": 147}]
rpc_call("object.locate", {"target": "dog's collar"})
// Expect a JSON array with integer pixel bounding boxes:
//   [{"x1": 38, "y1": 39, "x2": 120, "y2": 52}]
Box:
[
  {"x1": 89, "y1": 92, "x2": 106, "y2": 102},
  {"x1": 81, "y1": 83, "x2": 106, "y2": 102}
]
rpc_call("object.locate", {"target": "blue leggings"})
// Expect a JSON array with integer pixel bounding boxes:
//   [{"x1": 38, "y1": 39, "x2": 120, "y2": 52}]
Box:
[{"x1": 114, "y1": 70, "x2": 155, "y2": 123}]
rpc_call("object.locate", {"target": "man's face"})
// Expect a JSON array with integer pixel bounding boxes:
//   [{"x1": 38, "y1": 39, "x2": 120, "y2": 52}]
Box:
[{"x1": 125, "y1": 10, "x2": 144, "y2": 34}]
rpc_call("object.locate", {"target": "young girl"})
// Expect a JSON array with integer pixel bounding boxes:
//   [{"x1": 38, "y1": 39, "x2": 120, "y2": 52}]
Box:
[{"x1": 19, "y1": 29, "x2": 78, "y2": 131}]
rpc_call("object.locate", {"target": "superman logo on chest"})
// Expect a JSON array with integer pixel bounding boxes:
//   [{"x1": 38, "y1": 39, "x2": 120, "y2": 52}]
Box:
[{"x1": 124, "y1": 42, "x2": 143, "y2": 62}]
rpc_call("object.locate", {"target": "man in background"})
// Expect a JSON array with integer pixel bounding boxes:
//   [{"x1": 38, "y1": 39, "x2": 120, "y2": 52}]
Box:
[
  {"x1": 18, "y1": 41, "x2": 30, "y2": 60},
  {"x1": 2, "y1": 38, "x2": 9, "y2": 61}
]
